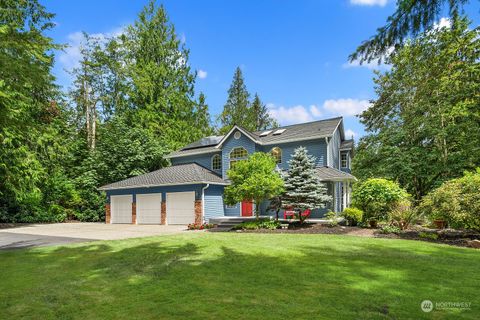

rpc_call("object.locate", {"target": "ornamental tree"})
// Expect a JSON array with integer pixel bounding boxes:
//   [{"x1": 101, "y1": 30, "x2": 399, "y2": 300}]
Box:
[
  {"x1": 282, "y1": 147, "x2": 331, "y2": 223},
  {"x1": 224, "y1": 152, "x2": 284, "y2": 219}
]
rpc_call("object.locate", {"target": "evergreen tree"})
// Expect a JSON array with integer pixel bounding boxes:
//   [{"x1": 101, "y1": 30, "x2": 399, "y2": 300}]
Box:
[
  {"x1": 251, "y1": 93, "x2": 278, "y2": 131},
  {"x1": 194, "y1": 93, "x2": 214, "y2": 135},
  {"x1": 350, "y1": 0, "x2": 471, "y2": 64},
  {"x1": 218, "y1": 67, "x2": 251, "y2": 134},
  {"x1": 282, "y1": 147, "x2": 331, "y2": 223},
  {"x1": 124, "y1": 1, "x2": 211, "y2": 149}
]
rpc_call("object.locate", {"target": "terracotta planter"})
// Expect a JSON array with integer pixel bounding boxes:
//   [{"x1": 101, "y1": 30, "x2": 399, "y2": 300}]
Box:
[
  {"x1": 433, "y1": 219, "x2": 446, "y2": 229},
  {"x1": 369, "y1": 220, "x2": 378, "y2": 228}
]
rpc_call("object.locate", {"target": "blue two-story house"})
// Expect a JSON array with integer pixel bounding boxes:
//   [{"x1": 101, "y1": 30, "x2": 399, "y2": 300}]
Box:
[{"x1": 99, "y1": 117, "x2": 356, "y2": 225}]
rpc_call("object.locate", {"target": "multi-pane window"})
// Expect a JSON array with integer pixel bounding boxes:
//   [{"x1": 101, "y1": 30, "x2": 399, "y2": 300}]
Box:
[
  {"x1": 212, "y1": 154, "x2": 222, "y2": 171},
  {"x1": 229, "y1": 147, "x2": 248, "y2": 169},
  {"x1": 271, "y1": 147, "x2": 282, "y2": 164},
  {"x1": 341, "y1": 153, "x2": 348, "y2": 168}
]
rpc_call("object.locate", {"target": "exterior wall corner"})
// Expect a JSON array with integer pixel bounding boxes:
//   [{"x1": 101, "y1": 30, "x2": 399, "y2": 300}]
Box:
[{"x1": 105, "y1": 203, "x2": 111, "y2": 224}]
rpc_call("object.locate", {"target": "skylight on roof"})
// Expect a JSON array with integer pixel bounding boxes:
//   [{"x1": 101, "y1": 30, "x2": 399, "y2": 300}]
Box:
[
  {"x1": 272, "y1": 129, "x2": 286, "y2": 135},
  {"x1": 259, "y1": 130, "x2": 272, "y2": 137}
]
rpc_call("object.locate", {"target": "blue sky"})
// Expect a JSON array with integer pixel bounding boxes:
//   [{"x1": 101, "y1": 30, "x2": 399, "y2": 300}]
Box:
[{"x1": 45, "y1": 0, "x2": 479, "y2": 139}]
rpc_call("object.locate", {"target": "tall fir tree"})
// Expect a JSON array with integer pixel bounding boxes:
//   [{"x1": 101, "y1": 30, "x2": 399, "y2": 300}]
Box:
[
  {"x1": 124, "y1": 1, "x2": 212, "y2": 149},
  {"x1": 218, "y1": 67, "x2": 251, "y2": 134},
  {"x1": 251, "y1": 93, "x2": 278, "y2": 131},
  {"x1": 194, "y1": 93, "x2": 214, "y2": 135},
  {"x1": 282, "y1": 147, "x2": 331, "y2": 223}
]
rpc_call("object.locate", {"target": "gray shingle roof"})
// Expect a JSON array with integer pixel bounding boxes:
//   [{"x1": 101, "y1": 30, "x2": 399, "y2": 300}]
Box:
[
  {"x1": 99, "y1": 163, "x2": 227, "y2": 190},
  {"x1": 315, "y1": 166, "x2": 357, "y2": 181},
  {"x1": 340, "y1": 139, "x2": 354, "y2": 150},
  {"x1": 254, "y1": 117, "x2": 342, "y2": 145},
  {"x1": 166, "y1": 117, "x2": 343, "y2": 158}
]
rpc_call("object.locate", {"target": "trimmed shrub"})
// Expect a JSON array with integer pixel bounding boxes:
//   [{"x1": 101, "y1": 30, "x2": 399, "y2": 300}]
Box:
[
  {"x1": 420, "y1": 170, "x2": 480, "y2": 230},
  {"x1": 352, "y1": 178, "x2": 410, "y2": 222},
  {"x1": 233, "y1": 219, "x2": 281, "y2": 230},
  {"x1": 341, "y1": 207, "x2": 363, "y2": 226}
]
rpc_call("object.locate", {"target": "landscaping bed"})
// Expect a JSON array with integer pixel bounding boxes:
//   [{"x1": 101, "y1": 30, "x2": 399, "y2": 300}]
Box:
[{"x1": 234, "y1": 222, "x2": 480, "y2": 248}]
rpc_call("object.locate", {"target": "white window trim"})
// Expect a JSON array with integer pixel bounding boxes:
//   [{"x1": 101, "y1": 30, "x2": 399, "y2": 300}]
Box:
[
  {"x1": 211, "y1": 154, "x2": 222, "y2": 171},
  {"x1": 340, "y1": 153, "x2": 348, "y2": 168}
]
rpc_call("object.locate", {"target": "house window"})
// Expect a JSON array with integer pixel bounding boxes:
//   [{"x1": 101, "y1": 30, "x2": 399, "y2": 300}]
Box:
[
  {"x1": 212, "y1": 154, "x2": 222, "y2": 171},
  {"x1": 229, "y1": 147, "x2": 248, "y2": 169},
  {"x1": 271, "y1": 147, "x2": 282, "y2": 164},
  {"x1": 225, "y1": 204, "x2": 237, "y2": 209},
  {"x1": 341, "y1": 153, "x2": 348, "y2": 168}
]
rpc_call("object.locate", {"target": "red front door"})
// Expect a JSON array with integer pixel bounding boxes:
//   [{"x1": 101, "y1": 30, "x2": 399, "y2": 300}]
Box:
[{"x1": 241, "y1": 201, "x2": 253, "y2": 216}]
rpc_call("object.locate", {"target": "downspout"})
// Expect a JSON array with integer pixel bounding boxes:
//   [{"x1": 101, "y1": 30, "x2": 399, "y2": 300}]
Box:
[{"x1": 201, "y1": 184, "x2": 210, "y2": 223}]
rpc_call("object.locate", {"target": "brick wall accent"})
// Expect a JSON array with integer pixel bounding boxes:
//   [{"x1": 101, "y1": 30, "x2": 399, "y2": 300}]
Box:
[
  {"x1": 105, "y1": 203, "x2": 111, "y2": 224},
  {"x1": 132, "y1": 202, "x2": 136, "y2": 224},
  {"x1": 161, "y1": 201, "x2": 166, "y2": 225},
  {"x1": 194, "y1": 200, "x2": 202, "y2": 225}
]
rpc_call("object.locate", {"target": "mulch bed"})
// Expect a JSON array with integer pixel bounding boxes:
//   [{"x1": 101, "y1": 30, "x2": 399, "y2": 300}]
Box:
[{"x1": 235, "y1": 224, "x2": 480, "y2": 248}]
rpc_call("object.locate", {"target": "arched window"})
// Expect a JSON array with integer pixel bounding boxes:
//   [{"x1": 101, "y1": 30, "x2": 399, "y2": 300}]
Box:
[
  {"x1": 212, "y1": 154, "x2": 222, "y2": 171},
  {"x1": 229, "y1": 147, "x2": 248, "y2": 169},
  {"x1": 271, "y1": 147, "x2": 282, "y2": 164}
]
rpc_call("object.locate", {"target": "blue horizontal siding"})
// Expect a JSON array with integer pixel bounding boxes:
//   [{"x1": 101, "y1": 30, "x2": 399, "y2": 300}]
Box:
[
  {"x1": 204, "y1": 185, "x2": 225, "y2": 221},
  {"x1": 258, "y1": 139, "x2": 328, "y2": 169},
  {"x1": 171, "y1": 152, "x2": 222, "y2": 175},
  {"x1": 221, "y1": 129, "x2": 256, "y2": 179}
]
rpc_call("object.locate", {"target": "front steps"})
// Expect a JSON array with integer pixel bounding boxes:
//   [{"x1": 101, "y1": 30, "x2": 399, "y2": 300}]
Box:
[{"x1": 208, "y1": 217, "x2": 256, "y2": 232}]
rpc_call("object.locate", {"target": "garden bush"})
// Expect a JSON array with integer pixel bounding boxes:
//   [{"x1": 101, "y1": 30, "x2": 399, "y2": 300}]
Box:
[
  {"x1": 352, "y1": 178, "x2": 410, "y2": 223},
  {"x1": 341, "y1": 207, "x2": 363, "y2": 226},
  {"x1": 419, "y1": 170, "x2": 480, "y2": 230},
  {"x1": 233, "y1": 219, "x2": 281, "y2": 230},
  {"x1": 388, "y1": 200, "x2": 418, "y2": 230}
]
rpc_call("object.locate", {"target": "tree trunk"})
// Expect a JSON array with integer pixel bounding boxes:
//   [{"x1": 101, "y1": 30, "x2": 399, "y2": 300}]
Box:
[{"x1": 255, "y1": 199, "x2": 260, "y2": 220}]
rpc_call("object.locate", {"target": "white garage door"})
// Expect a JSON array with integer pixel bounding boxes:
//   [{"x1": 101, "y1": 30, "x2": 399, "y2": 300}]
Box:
[
  {"x1": 111, "y1": 195, "x2": 132, "y2": 224},
  {"x1": 136, "y1": 193, "x2": 162, "y2": 225},
  {"x1": 166, "y1": 191, "x2": 195, "y2": 225}
]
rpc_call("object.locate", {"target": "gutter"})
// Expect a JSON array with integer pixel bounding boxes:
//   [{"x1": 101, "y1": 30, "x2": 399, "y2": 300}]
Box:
[{"x1": 201, "y1": 183, "x2": 210, "y2": 224}]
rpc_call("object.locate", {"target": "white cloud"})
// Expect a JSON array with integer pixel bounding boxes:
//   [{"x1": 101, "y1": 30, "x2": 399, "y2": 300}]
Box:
[
  {"x1": 59, "y1": 27, "x2": 125, "y2": 71},
  {"x1": 267, "y1": 104, "x2": 313, "y2": 125},
  {"x1": 309, "y1": 105, "x2": 322, "y2": 117},
  {"x1": 350, "y1": 0, "x2": 388, "y2": 6},
  {"x1": 267, "y1": 98, "x2": 372, "y2": 126},
  {"x1": 433, "y1": 17, "x2": 452, "y2": 30},
  {"x1": 197, "y1": 69, "x2": 208, "y2": 79},
  {"x1": 322, "y1": 98, "x2": 371, "y2": 116},
  {"x1": 345, "y1": 129, "x2": 357, "y2": 138}
]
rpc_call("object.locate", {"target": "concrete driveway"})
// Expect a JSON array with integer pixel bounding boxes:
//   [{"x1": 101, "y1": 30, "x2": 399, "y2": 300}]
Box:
[{"x1": 0, "y1": 223, "x2": 188, "y2": 250}]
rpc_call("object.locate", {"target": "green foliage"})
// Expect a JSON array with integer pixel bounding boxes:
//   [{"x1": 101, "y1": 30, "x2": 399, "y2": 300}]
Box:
[
  {"x1": 388, "y1": 200, "x2": 418, "y2": 230},
  {"x1": 224, "y1": 152, "x2": 284, "y2": 219},
  {"x1": 352, "y1": 178, "x2": 410, "y2": 222},
  {"x1": 341, "y1": 207, "x2": 363, "y2": 226},
  {"x1": 380, "y1": 225, "x2": 402, "y2": 234},
  {"x1": 282, "y1": 147, "x2": 331, "y2": 223},
  {"x1": 350, "y1": 0, "x2": 470, "y2": 63},
  {"x1": 233, "y1": 219, "x2": 281, "y2": 230},
  {"x1": 418, "y1": 232, "x2": 439, "y2": 240},
  {"x1": 353, "y1": 18, "x2": 480, "y2": 200},
  {"x1": 419, "y1": 169, "x2": 480, "y2": 230},
  {"x1": 218, "y1": 69, "x2": 277, "y2": 134},
  {"x1": 325, "y1": 211, "x2": 339, "y2": 227}
]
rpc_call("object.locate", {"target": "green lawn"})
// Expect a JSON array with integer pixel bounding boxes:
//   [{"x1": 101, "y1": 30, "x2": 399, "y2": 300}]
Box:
[{"x1": 1, "y1": 233, "x2": 479, "y2": 319}]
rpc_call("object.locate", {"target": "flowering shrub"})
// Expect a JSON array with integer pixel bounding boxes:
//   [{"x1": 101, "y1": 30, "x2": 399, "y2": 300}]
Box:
[{"x1": 187, "y1": 223, "x2": 214, "y2": 230}]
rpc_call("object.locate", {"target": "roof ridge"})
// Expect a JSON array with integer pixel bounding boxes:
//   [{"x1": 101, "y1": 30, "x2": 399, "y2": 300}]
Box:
[{"x1": 253, "y1": 116, "x2": 343, "y2": 134}]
